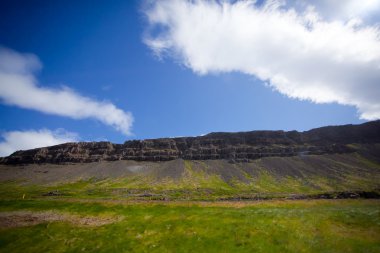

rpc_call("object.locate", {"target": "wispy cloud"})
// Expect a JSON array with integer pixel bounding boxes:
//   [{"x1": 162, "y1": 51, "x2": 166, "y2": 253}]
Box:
[
  {"x1": 0, "y1": 47, "x2": 134, "y2": 135},
  {"x1": 143, "y1": 0, "x2": 380, "y2": 120},
  {"x1": 0, "y1": 129, "x2": 77, "y2": 157},
  {"x1": 291, "y1": 0, "x2": 380, "y2": 22}
]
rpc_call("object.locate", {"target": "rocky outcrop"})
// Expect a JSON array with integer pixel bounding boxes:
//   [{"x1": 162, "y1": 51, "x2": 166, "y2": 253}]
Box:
[{"x1": 1, "y1": 120, "x2": 379, "y2": 165}]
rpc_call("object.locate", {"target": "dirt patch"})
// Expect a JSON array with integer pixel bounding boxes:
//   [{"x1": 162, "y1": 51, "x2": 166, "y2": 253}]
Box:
[
  {"x1": 0, "y1": 211, "x2": 120, "y2": 228},
  {"x1": 52, "y1": 198, "x2": 380, "y2": 209}
]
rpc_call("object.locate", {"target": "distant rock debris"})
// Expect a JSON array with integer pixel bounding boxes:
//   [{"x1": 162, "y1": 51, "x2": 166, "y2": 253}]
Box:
[{"x1": 42, "y1": 190, "x2": 62, "y2": 196}]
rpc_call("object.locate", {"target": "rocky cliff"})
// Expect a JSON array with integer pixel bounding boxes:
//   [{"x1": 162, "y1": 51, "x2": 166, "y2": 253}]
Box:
[{"x1": 1, "y1": 121, "x2": 380, "y2": 165}]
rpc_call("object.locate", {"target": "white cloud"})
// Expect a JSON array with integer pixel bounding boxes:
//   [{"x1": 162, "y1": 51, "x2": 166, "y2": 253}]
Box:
[
  {"x1": 143, "y1": 0, "x2": 380, "y2": 120},
  {"x1": 0, "y1": 47, "x2": 134, "y2": 135},
  {"x1": 0, "y1": 129, "x2": 78, "y2": 157},
  {"x1": 292, "y1": 0, "x2": 380, "y2": 23}
]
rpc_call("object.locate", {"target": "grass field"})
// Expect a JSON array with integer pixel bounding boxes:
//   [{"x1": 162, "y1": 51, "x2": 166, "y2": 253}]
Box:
[
  {"x1": 0, "y1": 198, "x2": 379, "y2": 253},
  {"x1": 0, "y1": 154, "x2": 379, "y2": 252}
]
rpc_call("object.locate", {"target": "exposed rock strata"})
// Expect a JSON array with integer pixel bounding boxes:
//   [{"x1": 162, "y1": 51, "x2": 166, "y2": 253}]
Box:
[{"x1": 1, "y1": 121, "x2": 379, "y2": 165}]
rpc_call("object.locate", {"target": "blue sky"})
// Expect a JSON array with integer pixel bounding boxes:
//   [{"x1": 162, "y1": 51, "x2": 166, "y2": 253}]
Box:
[{"x1": 1, "y1": 0, "x2": 379, "y2": 156}]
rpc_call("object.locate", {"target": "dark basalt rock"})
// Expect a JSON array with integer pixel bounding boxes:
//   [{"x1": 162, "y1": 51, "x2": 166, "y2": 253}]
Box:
[
  {"x1": 1, "y1": 120, "x2": 379, "y2": 165},
  {"x1": 42, "y1": 190, "x2": 62, "y2": 196},
  {"x1": 217, "y1": 191, "x2": 380, "y2": 201}
]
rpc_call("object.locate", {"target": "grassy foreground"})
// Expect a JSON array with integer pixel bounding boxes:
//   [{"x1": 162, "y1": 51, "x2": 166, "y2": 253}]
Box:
[
  {"x1": 0, "y1": 154, "x2": 379, "y2": 252},
  {"x1": 0, "y1": 199, "x2": 379, "y2": 253}
]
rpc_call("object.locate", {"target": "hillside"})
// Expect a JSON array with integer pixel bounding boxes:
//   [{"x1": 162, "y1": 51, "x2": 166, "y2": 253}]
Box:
[
  {"x1": 1, "y1": 122, "x2": 380, "y2": 253},
  {"x1": 0, "y1": 121, "x2": 379, "y2": 200}
]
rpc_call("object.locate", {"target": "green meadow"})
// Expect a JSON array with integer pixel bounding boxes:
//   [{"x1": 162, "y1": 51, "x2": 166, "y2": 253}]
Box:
[
  {"x1": 0, "y1": 199, "x2": 379, "y2": 253},
  {"x1": 0, "y1": 154, "x2": 379, "y2": 252}
]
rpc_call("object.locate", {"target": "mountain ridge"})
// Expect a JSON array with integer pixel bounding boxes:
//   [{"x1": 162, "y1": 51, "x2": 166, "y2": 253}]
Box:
[{"x1": 1, "y1": 120, "x2": 379, "y2": 165}]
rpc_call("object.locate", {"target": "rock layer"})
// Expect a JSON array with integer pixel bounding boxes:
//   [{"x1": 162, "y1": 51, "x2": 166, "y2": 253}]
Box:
[{"x1": 1, "y1": 121, "x2": 379, "y2": 165}]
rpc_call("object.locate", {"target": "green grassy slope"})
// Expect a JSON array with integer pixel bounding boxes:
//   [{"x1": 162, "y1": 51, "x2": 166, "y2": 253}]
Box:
[
  {"x1": 1, "y1": 148, "x2": 379, "y2": 252},
  {"x1": 0, "y1": 152, "x2": 379, "y2": 201}
]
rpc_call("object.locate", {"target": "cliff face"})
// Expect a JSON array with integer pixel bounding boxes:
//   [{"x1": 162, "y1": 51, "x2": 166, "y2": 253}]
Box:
[{"x1": 1, "y1": 121, "x2": 380, "y2": 165}]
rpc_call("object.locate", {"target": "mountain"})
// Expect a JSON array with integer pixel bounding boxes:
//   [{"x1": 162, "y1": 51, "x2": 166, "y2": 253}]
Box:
[
  {"x1": 2, "y1": 120, "x2": 380, "y2": 165},
  {"x1": 0, "y1": 121, "x2": 379, "y2": 200}
]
